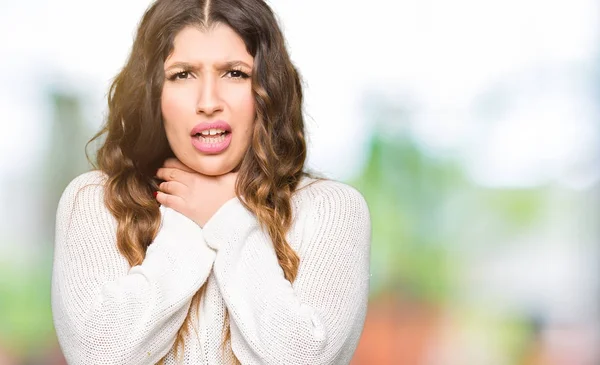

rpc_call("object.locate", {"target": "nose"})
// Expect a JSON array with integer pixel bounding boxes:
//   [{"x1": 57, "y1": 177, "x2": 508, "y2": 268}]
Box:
[{"x1": 196, "y1": 76, "x2": 223, "y2": 116}]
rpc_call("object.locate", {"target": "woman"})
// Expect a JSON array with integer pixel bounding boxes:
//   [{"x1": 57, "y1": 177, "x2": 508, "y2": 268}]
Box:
[{"x1": 51, "y1": 0, "x2": 371, "y2": 364}]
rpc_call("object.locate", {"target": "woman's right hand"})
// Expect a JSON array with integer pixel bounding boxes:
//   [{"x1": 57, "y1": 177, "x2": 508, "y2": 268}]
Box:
[{"x1": 155, "y1": 158, "x2": 239, "y2": 228}]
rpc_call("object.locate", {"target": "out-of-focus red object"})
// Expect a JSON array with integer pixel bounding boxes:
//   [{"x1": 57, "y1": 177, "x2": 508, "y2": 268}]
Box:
[{"x1": 351, "y1": 294, "x2": 441, "y2": 365}]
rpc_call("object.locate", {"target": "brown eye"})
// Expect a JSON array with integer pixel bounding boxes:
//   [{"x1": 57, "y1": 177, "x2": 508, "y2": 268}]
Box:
[
  {"x1": 168, "y1": 71, "x2": 191, "y2": 81},
  {"x1": 226, "y1": 70, "x2": 250, "y2": 79},
  {"x1": 175, "y1": 71, "x2": 190, "y2": 79}
]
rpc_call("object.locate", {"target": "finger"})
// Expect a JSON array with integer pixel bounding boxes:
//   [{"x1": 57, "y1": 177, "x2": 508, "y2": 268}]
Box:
[
  {"x1": 163, "y1": 158, "x2": 196, "y2": 173},
  {"x1": 159, "y1": 180, "x2": 187, "y2": 198},
  {"x1": 155, "y1": 191, "x2": 186, "y2": 213},
  {"x1": 156, "y1": 167, "x2": 193, "y2": 186}
]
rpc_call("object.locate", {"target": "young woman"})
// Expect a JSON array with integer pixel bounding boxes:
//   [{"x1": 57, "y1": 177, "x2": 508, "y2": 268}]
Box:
[{"x1": 51, "y1": 0, "x2": 371, "y2": 364}]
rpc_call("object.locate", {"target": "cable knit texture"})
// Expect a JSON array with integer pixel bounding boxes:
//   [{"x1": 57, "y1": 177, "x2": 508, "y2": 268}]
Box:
[{"x1": 51, "y1": 170, "x2": 371, "y2": 364}]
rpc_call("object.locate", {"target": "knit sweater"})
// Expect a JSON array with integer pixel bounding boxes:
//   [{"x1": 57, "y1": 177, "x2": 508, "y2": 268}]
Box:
[{"x1": 51, "y1": 170, "x2": 371, "y2": 365}]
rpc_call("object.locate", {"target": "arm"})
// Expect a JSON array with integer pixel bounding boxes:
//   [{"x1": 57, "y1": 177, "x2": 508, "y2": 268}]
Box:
[
  {"x1": 51, "y1": 171, "x2": 215, "y2": 365},
  {"x1": 202, "y1": 181, "x2": 371, "y2": 364}
]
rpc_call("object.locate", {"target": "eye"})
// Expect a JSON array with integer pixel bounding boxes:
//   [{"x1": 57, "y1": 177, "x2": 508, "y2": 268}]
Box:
[
  {"x1": 168, "y1": 71, "x2": 192, "y2": 81},
  {"x1": 226, "y1": 70, "x2": 250, "y2": 79}
]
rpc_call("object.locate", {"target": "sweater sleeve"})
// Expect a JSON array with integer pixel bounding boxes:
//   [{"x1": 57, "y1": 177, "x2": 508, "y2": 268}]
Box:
[
  {"x1": 51, "y1": 171, "x2": 216, "y2": 365},
  {"x1": 201, "y1": 181, "x2": 371, "y2": 364}
]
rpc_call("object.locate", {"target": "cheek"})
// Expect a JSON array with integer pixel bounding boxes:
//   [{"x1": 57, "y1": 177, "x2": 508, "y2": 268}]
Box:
[
  {"x1": 244, "y1": 93, "x2": 256, "y2": 118},
  {"x1": 230, "y1": 89, "x2": 256, "y2": 126},
  {"x1": 161, "y1": 88, "x2": 185, "y2": 123},
  {"x1": 161, "y1": 87, "x2": 195, "y2": 142},
  {"x1": 161, "y1": 88, "x2": 193, "y2": 154},
  {"x1": 236, "y1": 95, "x2": 255, "y2": 147}
]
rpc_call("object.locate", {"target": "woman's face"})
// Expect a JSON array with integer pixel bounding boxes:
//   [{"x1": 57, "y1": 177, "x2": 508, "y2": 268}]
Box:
[{"x1": 161, "y1": 23, "x2": 255, "y2": 176}]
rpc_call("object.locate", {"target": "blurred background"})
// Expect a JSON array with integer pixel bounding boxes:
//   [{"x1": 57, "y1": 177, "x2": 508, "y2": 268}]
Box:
[{"x1": 1, "y1": 0, "x2": 599, "y2": 364}]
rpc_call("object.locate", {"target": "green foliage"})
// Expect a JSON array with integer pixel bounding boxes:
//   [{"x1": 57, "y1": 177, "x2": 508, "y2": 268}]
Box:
[
  {"x1": 0, "y1": 254, "x2": 55, "y2": 358},
  {"x1": 349, "y1": 128, "x2": 547, "y2": 304},
  {"x1": 350, "y1": 132, "x2": 465, "y2": 302}
]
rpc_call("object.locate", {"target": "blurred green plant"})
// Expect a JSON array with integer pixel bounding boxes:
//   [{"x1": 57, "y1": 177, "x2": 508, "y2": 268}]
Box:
[
  {"x1": 349, "y1": 96, "x2": 546, "y2": 305},
  {"x1": 0, "y1": 251, "x2": 55, "y2": 358},
  {"x1": 351, "y1": 131, "x2": 464, "y2": 303}
]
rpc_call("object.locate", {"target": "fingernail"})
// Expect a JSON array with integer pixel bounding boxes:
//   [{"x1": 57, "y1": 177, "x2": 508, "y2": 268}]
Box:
[{"x1": 153, "y1": 191, "x2": 158, "y2": 198}]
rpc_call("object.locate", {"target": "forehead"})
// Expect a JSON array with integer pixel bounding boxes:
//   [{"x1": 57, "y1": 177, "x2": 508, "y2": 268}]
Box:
[{"x1": 165, "y1": 24, "x2": 253, "y2": 66}]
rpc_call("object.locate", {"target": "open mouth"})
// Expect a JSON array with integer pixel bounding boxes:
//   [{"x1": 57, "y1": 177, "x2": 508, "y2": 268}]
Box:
[{"x1": 193, "y1": 130, "x2": 231, "y2": 143}]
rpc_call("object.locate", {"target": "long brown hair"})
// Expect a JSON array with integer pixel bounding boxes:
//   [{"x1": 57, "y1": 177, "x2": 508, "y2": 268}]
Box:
[{"x1": 86, "y1": 0, "x2": 309, "y2": 362}]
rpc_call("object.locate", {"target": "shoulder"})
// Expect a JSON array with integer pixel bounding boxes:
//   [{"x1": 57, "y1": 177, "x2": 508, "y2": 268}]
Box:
[
  {"x1": 56, "y1": 170, "x2": 109, "y2": 231},
  {"x1": 290, "y1": 176, "x2": 371, "y2": 256},
  {"x1": 65, "y1": 170, "x2": 107, "y2": 189},
  {"x1": 294, "y1": 176, "x2": 371, "y2": 233},
  {"x1": 295, "y1": 176, "x2": 369, "y2": 215},
  {"x1": 59, "y1": 170, "x2": 108, "y2": 206}
]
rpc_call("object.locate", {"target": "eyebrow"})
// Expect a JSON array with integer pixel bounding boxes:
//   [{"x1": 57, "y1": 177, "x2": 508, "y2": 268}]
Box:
[{"x1": 164, "y1": 60, "x2": 253, "y2": 72}]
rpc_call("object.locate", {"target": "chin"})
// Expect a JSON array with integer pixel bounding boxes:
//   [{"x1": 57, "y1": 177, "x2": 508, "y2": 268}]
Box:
[{"x1": 188, "y1": 157, "x2": 235, "y2": 177}]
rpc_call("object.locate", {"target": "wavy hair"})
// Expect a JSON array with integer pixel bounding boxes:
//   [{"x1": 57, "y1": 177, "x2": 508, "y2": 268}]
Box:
[{"x1": 86, "y1": 0, "x2": 312, "y2": 362}]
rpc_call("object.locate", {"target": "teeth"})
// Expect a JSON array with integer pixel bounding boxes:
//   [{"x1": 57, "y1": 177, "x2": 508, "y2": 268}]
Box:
[
  {"x1": 196, "y1": 134, "x2": 227, "y2": 143},
  {"x1": 200, "y1": 129, "x2": 225, "y2": 136}
]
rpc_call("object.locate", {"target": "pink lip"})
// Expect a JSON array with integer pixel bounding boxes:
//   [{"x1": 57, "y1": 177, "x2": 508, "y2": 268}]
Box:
[
  {"x1": 190, "y1": 120, "x2": 232, "y2": 154},
  {"x1": 190, "y1": 120, "x2": 232, "y2": 136}
]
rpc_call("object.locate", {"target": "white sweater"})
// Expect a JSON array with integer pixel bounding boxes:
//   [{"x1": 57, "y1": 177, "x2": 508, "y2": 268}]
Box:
[{"x1": 51, "y1": 170, "x2": 371, "y2": 365}]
